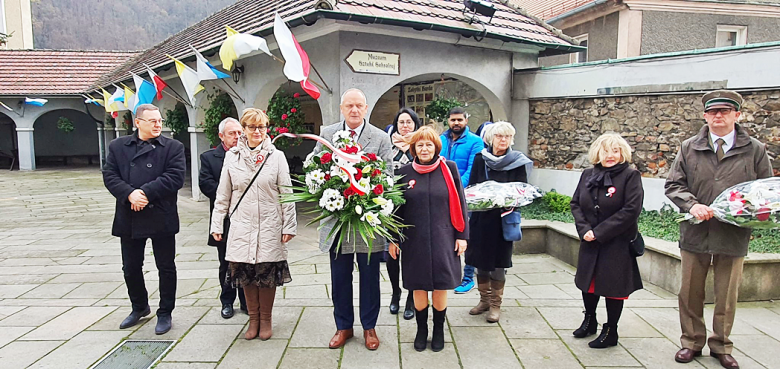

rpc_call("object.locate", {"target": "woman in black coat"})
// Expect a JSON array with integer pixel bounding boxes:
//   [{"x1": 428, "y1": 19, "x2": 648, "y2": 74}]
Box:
[
  {"x1": 389, "y1": 126, "x2": 468, "y2": 353},
  {"x1": 385, "y1": 108, "x2": 421, "y2": 320},
  {"x1": 570, "y1": 132, "x2": 644, "y2": 349},
  {"x1": 465, "y1": 122, "x2": 532, "y2": 324}
]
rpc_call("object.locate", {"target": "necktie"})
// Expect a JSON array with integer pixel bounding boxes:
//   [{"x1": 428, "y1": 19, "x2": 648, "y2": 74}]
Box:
[
  {"x1": 715, "y1": 138, "x2": 725, "y2": 161},
  {"x1": 350, "y1": 130, "x2": 356, "y2": 139}
]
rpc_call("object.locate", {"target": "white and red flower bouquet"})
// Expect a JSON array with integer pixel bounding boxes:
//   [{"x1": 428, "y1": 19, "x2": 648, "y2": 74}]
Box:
[
  {"x1": 681, "y1": 177, "x2": 780, "y2": 229},
  {"x1": 465, "y1": 181, "x2": 543, "y2": 212},
  {"x1": 277, "y1": 130, "x2": 406, "y2": 252}
]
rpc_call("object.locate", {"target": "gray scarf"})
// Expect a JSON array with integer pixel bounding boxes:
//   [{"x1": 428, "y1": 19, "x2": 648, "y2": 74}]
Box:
[{"x1": 481, "y1": 148, "x2": 533, "y2": 177}]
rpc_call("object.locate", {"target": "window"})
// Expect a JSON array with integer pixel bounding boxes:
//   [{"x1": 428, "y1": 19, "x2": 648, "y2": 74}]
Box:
[
  {"x1": 570, "y1": 34, "x2": 588, "y2": 64},
  {"x1": 0, "y1": 0, "x2": 6, "y2": 35},
  {"x1": 716, "y1": 25, "x2": 747, "y2": 48}
]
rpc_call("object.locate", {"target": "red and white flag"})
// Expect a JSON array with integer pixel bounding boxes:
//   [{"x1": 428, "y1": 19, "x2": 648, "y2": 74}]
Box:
[
  {"x1": 143, "y1": 63, "x2": 168, "y2": 100},
  {"x1": 273, "y1": 13, "x2": 320, "y2": 100}
]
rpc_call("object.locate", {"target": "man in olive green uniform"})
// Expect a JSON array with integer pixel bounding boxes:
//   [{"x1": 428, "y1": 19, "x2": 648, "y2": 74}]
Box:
[{"x1": 666, "y1": 90, "x2": 772, "y2": 369}]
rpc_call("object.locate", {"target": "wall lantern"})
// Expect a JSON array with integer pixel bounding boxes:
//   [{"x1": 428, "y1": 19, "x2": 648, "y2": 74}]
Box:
[{"x1": 232, "y1": 65, "x2": 244, "y2": 84}]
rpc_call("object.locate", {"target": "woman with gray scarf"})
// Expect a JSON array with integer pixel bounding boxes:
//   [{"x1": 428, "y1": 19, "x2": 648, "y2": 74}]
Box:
[{"x1": 464, "y1": 122, "x2": 532, "y2": 323}]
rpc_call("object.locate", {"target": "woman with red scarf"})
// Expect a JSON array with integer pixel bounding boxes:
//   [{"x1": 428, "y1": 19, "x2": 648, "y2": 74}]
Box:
[{"x1": 389, "y1": 126, "x2": 469, "y2": 353}]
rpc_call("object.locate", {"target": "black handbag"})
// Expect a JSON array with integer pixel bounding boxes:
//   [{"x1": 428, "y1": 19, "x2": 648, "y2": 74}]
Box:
[
  {"x1": 629, "y1": 232, "x2": 645, "y2": 257},
  {"x1": 222, "y1": 152, "x2": 273, "y2": 242}
]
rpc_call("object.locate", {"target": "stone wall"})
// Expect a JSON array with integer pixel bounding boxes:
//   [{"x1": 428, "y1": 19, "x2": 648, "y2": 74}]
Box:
[{"x1": 528, "y1": 91, "x2": 780, "y2": 178}]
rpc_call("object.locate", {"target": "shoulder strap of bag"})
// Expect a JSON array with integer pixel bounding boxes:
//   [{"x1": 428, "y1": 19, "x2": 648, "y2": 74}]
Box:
[{"x1": 228, "y1": 151, "x2": 273, "y2": 219}]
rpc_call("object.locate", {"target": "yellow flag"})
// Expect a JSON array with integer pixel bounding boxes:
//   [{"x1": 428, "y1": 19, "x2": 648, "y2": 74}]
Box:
[
  {"x1": 166, "y1": 54, "x2": 205, "y2": 104},
  {"x1": 226, "y1": 25, "x2": 238, "y2": 37},
  {"x1": 124, "y1": 86, "x2": 136, "y2": 110},
  {"x1": 102, "y1": 88, "x2": 117, "y2": 112}
]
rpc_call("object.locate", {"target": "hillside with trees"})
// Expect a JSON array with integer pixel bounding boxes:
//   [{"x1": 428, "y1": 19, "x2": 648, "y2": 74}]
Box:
[{"x1": 31, "y1": 0, "x2": 236, "y2": 50}]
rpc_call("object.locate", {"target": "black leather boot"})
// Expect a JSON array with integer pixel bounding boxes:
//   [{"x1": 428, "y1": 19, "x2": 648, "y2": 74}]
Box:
[
  {"x1": 414, "y1": 306, "x2": 428, "y2": 352},
  {"x1": 403, "y1": 293, "x2": 415, "y2": 320},
  {"x1": 588, "y1": 323, "x2": 618, "y2": 348},
  {"x1": 573, "y1": 311, "x2": 598, "y2": 338},
  {"x1": 431, "y1": 307, "x2": 446, "y2": 352},
  {"x1": 389, "y1": 292, "x2": 401, "y2": 314}
]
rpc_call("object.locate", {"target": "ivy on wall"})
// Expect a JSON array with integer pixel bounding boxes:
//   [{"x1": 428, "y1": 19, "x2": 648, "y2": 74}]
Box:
[
  {"x1": 103, "y1": 113, "x2": 114, "y2": 128},
  {"x1": 266, "y1": 91, "x2": 307, "y2": 149},
  {"x1": 57, "y1": 117, "x2": 74, "y2": 133},
  {"x1": 204, "y1": 92, "x2": 236, "y2": 146},
  {"x1": 164, "y1": 103, "x2": 188, "y2": 136}
]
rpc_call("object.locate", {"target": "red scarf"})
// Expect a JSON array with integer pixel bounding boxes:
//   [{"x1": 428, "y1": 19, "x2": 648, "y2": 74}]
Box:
[{"x1": 412, "y1": 156, "x2": 466, "y2": 232}]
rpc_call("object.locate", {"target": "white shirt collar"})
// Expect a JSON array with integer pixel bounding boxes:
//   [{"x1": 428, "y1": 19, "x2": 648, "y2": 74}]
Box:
[
  {"x1": 344, "y1": 120, "x2": 365, "y2": 138},
  {"x1": 709, "y1": 129, "x2": 735, "y2": 153}
]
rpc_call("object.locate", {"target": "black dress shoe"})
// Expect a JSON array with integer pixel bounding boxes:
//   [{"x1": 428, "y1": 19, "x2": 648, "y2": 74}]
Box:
[
  {"x1": 119, "y1": 306, "x2": 151, "y2": 329},
  {"x1": 389, "y1": 293, "x2": 401, "y2": 314},
  {"x1": 155, "y1": 315, "x2": 172, "y2": 335},
  {"x1": 221, "y1": 304, "x2": 235, "y2": 319}
]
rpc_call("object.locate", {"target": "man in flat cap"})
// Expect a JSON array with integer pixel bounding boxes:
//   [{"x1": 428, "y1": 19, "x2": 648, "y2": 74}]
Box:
[{"x1": 666, "y1": 90, "x2": 772, "y2": 369}]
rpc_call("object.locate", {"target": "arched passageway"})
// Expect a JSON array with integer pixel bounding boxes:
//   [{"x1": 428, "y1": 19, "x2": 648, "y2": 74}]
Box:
[
  {"x1": 33, "y1": 109, "x2": 99, "y2": 167},
  {"x1": 0, "y1": 112, "x2": 17, "y2": 169}
]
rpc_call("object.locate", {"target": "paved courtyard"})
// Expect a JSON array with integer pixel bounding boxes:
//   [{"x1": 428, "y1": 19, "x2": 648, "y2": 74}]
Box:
[{"x1": 1, "y1": 168, "x2": 780, "y2": 368}]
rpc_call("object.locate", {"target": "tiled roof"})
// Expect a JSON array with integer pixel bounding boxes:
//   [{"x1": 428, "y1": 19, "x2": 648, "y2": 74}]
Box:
[
  {"x1": 97, "y1": 0, "x2": 578, "y2": 88},
  {"x1": 509, "y1": 0, "x2": 595, "y2": 20},
  {"x1": 0, "y1": 50, "x2": 140, "y2": 96}
]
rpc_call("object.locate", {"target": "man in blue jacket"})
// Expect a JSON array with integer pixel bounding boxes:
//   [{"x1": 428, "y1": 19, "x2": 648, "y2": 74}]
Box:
[{"x1": 439, "y1": 107, "x2": 483, "y2": 293}]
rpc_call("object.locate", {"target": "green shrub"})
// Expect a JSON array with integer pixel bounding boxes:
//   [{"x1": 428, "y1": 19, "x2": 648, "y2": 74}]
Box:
[
  {"x1": 56, "y1": 117, "x2": 74, "y2": 133},
  {"x1": 425, "y1": 97, "x2": 461, "y2": 126},
  {"x1": 542, "y1": 190, "x2": 572, "y2": 213}
]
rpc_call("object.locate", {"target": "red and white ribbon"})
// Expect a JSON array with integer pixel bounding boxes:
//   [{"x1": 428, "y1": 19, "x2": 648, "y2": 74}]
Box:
[{"x1": 273, "y1": 132, "x2": 372, "y2": 195}]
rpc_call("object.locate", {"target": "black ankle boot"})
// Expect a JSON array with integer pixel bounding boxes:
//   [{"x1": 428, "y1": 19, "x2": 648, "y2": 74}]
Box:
[
  {"x1": 588, "y1": 323, "x2": 618, "y2": 348},
  {"x1": 414, "y1": 306, "x2": 428, "y2": 351},
  {"x1": 403, "y1": 294, "x2": 415, "y2": 320},
  {"x1": 431, "y1": 307, "x2": 446, "y2": 352},
  {"x1": 389, "y1": 291, "x2": 401, "y2": 314},
  {"x1": 573, "y1": 311, "x2": 598, "y2": 338}
]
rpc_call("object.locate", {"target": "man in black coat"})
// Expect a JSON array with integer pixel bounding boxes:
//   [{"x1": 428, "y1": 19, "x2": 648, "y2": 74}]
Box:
[
  {"x1": 198, "y1": 117, "x2": 246, "y2": 319},
  {"x1": 103, "y1": 104, "x2": 186, "y2": 335}
]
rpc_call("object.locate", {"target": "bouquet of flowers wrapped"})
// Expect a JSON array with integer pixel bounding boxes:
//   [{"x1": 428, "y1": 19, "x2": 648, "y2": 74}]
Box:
[
  {"x1": 680, "y1": 177, "x2": 780, "y2": 229},
  {"x1": 465, "y1": 180, "x2": 543, "y2": 212},
  {"x1": 276, "y1": 131, "x2": 406, "y2": 253}
]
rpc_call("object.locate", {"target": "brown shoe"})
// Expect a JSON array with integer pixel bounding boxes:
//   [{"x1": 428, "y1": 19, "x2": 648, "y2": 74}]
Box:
[
  {"x1": 364, "y1": 328, "x2": 380, "y2": 350},
  {"x1": 674, "y1": 348, "x2": 702, "y2": 363},
  {"x1": 710, "y1": 352, "x2": 739, "y2": 369},
  {"x1": 486, "y1": 279, "x2": 505, "y2": 323},
  {"x1": 469, "y1": 275, "x2": 491, "y2": 315},
  {"x1": 328, "y1": 329, "x2": 354, "y2": 349}
]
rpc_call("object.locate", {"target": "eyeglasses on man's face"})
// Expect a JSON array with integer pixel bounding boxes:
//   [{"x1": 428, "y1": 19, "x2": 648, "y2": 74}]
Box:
[
  {"x1": 137, "y1": 118, "x2": 165, "y2": 125},
  {"x1": 244, "y1": 125, "x2": 268, "y2": 132},
  {"x1": 705, "y1": 108, "x2": 735, "y2": 116}
]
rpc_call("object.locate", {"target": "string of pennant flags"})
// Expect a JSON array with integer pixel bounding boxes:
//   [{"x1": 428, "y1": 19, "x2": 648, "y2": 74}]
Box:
[{"x1": 85, "y1": 13, "x2": 327, "y2": 119}]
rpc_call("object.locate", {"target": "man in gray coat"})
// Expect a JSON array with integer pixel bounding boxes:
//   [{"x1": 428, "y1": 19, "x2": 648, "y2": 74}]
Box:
[
  {"x1": 666, "y1": 90, "x2": 772, "y2": 369},
  {"x1": 312, "y1": 88, "x2": 394, "y2": 351}
]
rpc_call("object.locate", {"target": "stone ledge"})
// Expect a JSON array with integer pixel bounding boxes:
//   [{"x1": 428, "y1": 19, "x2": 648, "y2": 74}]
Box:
[{"x1": 518, "y1": 220, "x2": 780, "y2": 302}]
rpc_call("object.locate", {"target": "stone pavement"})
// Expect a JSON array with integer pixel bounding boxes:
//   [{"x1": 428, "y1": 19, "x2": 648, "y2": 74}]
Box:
[{"x1": 1, "y1": 168, "x2": 780, "y2": 369}]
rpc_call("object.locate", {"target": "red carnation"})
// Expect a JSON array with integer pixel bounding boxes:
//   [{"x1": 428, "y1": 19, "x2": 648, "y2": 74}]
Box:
[
  {"x1": 757, "y1": 208, "x2": 771, "y2": 221},
  {"x1": 291, "y1": 108, "x2": 297, "y2": 113},
  {"x1": 367, "y1": 153, "x2": 378, "y2": 161},
  {"x1": 373, "y1": 184, "x2": 384, "y2": 195},
  {"x1": 321, "y1": 152, "x2": 333, "y2": 164},
  {"x1": 325, "y1": 174, "x2": 331, "y2": 181},
  {"x1": 293, "y1": 93, "x2": 301, "y2": 98},
  {"x1": 372, "y1": 169, "x2": 381, "y2": 177},
  {"x1": 281, "y1": 114, "x2": 288, "y2": 121}
]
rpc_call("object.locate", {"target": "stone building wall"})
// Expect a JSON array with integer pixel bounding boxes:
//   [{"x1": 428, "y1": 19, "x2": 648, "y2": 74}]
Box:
[{"x1": 527, "y1": 91, "x2": 780, "y2": 178}]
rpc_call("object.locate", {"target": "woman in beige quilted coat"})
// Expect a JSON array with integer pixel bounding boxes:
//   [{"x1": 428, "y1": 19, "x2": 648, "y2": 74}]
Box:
[{"x1": 210, "y1": 108, "x2": 297, "y2": 340}]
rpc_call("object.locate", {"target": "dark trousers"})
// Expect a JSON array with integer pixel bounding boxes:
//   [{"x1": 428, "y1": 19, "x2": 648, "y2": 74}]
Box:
[
  {"x1": 216, "y1": 243, "x2": 246, "y2": 307},
  {"x1": 330, "y1": 249, "x2": 381, "y2": 330},
  {"x1": 121, "y1": 236, "x2": 177, "y2": 317}
]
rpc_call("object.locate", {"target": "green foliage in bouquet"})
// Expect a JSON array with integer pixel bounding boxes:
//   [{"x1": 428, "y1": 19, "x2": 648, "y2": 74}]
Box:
[
  {"x1": 426, "y1": 97, "x2": 461, "y2": 126},
  {"x1": 280, "y1": 131, "x2": 407, "y2": 254},
  {"x1": 267, "y1": 91, "x2": 307, "y2": 149}
]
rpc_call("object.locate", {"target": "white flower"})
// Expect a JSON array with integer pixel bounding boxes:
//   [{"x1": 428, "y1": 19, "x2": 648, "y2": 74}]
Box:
[
  {"x1": 361, "y1": 211, "x2": 381, "y2": 227},
  {"x1": 372, "y1": 197, "x2": 388, "y2": 206},
  {"x1": 386, "y1": 176, "x2": 394, "y2": 187},
  {"x1": 358, "y1": 177, "x2": 371, "y2": 189},
  {"x1": 309, "y1": 169, "x2": 326, "y2": 184},
  {"x1": 330, "y1": 166, "x2": 349, "y2": 182},
  {"x1": 355, "y1": 205, "x2": 363, "y2": 215},
  {"x1": 380, "y1": 201, "x2": 394, "y2": 216},
  {"x1": 319, "y1": 189, "x2": 345, "y2": 212},
  {"x1": 304, "y1": 152, "x2": 315, "y2": 169}
]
